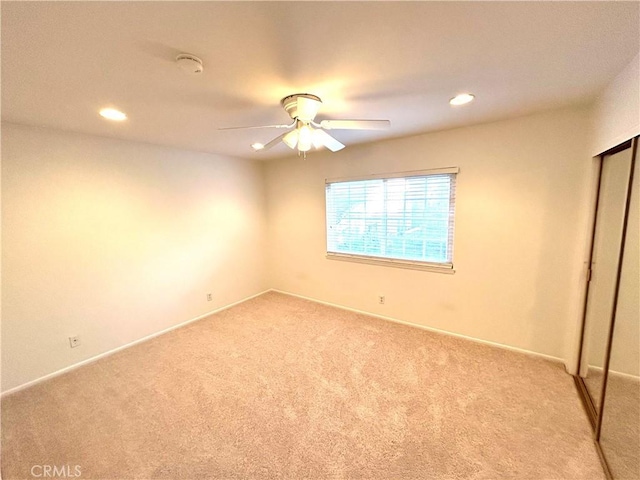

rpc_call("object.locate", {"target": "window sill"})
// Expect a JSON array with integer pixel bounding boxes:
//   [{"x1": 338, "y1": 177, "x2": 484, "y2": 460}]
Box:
[{"x1": 326, "y1": 252, "x2": 455, "y2": 274}]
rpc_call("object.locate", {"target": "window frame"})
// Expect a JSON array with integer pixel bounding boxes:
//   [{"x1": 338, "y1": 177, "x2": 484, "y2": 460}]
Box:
[{"x1": 325, "y1": 167, "x2": 458, "y2": 274}]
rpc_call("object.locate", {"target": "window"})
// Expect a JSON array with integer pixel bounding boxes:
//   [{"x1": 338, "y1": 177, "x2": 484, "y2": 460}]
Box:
[{"x1": 325, "y1": 168, "x2": 457, "y2": 272}]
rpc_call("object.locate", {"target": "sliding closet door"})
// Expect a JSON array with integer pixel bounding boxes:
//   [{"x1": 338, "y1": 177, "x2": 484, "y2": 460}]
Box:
[
  {"x1": 579, "y1": 146, "x2": 634, "y2": 411},
  {"x1": 599, "y1": 154, "x2": 639, "y2": 479}
]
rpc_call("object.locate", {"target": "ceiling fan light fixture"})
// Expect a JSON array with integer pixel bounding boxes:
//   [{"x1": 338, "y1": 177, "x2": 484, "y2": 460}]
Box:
[
  {"x1": 282, "y1": 130, "x2": 299, "y2": 149},
  {"x1": 449, "y1": 93, "x2": 475, "y2": 106},
  {"x1": 297, "y1": 125, "x2": 313, "y2": 152},
  {"x1": 220, "y1": 93, "x2": 390, "y2": 155}
]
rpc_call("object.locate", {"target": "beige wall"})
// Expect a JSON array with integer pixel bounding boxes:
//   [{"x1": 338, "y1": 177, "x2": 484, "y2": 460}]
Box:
[
  {"x1": 592, "y1": 53, "x2": 640, "y2": 156},
  {"x1": 1, "y1": 123, "x2": 268, "y2": 392},
  {"x1": 265, "y1": 106, "x2": 592, "y2": 361}
]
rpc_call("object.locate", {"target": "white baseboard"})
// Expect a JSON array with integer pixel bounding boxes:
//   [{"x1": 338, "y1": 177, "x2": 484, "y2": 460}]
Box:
[
  {"x1": 1, "y1": 289, "x2": 271, "y2": 397},
  {"x1": 609, "y1": 370, "x2": 640, "y2": 383},
  {"x1": 587, "y1": 365, "x2": 640, "y2": 383},
  {"x1": 270, "y1": 289, "x2": 566, "y2": 365},
  {"x1": 3, "y1": 287, "x2": 568, "y2": 397}
]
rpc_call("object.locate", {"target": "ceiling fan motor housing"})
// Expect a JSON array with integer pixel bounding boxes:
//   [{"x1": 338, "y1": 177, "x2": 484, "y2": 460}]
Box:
[{"x1": 281, "y1": 93, "x2": 322, "y2": 122}]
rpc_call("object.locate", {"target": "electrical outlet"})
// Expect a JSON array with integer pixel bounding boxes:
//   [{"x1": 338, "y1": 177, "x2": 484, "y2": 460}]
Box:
[
  {"x1": 206, "y1": 293, "x2": 212, "y2": 301},
  {"x1": 378, "y1": 295, "x2": 385, "y2": 304},
  {"x1": 69, "y1": 336, "x2": 80, "y2": 348}
]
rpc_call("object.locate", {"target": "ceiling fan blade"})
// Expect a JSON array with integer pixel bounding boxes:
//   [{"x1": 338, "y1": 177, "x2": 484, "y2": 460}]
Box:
[
  {"x1": 319, "y1": 119, "x2": 390, "y2": 130},
  {"x1": 260, "y1": 132, "x2": 288, "y2": 150},
  {"x1": 313, "y1": 129, "x2": 345, "y2": 152},
  {"x1": 219, "y1": 121, "x2": 295, "y2": 131}
]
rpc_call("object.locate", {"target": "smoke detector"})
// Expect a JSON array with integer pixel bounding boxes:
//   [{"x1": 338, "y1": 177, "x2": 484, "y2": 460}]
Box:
[{"x1": 176, "y1": 54, "x2": 203, "y2": 75}]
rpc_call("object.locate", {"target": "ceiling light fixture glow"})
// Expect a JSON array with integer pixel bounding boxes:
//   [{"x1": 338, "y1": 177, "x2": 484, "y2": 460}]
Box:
[
  {"x1": 297, "y1": 125, "x2": 313, "y2": 152},
  {"x1": 99, "y1": 108, "x2": 127, "y2": 121},
  {"x1": 251, "y1": 143, "x2": 264, "y2": 151},
  {"x1": 449, "y1": 93, "x2": 475, "y2": 106}
]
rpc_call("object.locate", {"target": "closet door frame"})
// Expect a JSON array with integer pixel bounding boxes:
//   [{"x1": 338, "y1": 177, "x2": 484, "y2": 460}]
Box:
[
  {"x1": 574, "y1": 148, "x2": 605, "y2": 428},
  {"x1": 574, "y1": 136, "x2": 638, "y2": 480}
]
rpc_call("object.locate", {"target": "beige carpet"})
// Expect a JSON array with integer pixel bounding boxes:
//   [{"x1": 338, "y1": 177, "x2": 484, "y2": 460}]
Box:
[
  {"x1": 599, "y1": 372, "x2": 640, "y2": 479},
  {"x1": 2, "y1": 292, "x2": 604, "y2": 479}
]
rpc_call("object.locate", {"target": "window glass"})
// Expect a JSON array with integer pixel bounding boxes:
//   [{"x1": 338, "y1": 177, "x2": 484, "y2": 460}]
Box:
[{"x1": 326, "y1": 171, "x2": 456, "y2": 268}]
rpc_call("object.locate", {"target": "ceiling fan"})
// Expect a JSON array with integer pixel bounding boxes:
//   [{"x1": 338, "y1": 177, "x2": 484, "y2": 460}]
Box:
[{"x1": 219, "y1": 93, "x2": 390, "y2": 155}]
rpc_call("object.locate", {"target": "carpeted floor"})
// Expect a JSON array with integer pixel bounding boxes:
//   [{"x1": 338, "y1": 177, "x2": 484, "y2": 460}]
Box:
[
  {"x1": 2, "y1": 292, "x2": 604, "y2": 479},
  {"x1": 599, "y1": 372, "x2": 640, "y2": 479}
]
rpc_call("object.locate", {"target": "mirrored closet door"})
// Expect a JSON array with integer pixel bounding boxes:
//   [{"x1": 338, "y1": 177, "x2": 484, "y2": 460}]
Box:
[
  {"x1": 576, "y1": 137, "x2": 638, "y2": 479},
  {"x1": 598, "y1": 149, "x2": 639, "y2": 479},
  {"x1": 579, "y1": 143, "x2": 634, "y2": 413}
]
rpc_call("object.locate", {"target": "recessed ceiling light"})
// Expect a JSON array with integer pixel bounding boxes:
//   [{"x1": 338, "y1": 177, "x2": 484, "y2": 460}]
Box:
[
  {"x1": 449, "y1": 93, "x2": 475, "y2": 106},
  {"x1": 99, "y1": 108, "x2": 127, "y2": 121},
  {"x1": 251, "y1": 143, "x2": 265, "y2": 151}
]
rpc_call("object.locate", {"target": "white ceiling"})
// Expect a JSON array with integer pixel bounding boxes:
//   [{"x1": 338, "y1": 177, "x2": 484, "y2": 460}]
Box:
[{"x1": 2, "y1": 1, "x2": 639, "y2": 160}]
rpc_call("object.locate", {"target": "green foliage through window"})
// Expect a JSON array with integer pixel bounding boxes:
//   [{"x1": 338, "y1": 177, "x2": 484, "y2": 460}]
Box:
[{"x1": 326, "y1": 172, "x2": 456, "y2": 266}]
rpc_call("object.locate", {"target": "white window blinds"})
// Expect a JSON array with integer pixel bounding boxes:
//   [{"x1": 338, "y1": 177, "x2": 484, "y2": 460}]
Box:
[{"x1": 325, "y1": 169, "x2": 457, "y2": 268}]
